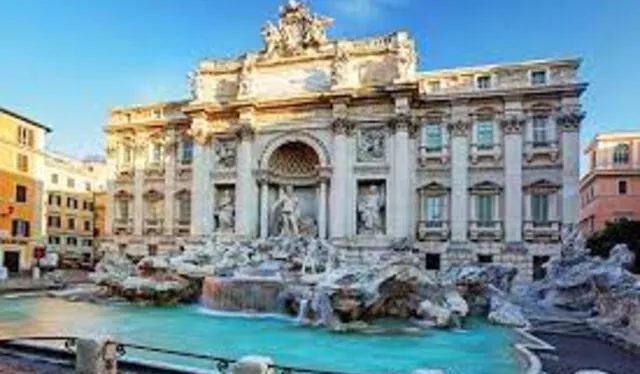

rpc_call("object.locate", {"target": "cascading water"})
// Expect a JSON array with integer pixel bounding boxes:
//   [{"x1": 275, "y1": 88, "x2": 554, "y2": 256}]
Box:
[
  {"x1": 311, "y1": 290, "x2": 335, "y2": 327},
  {"x1": 296, "y1": 298, "x2": 310, "y2": 323}
]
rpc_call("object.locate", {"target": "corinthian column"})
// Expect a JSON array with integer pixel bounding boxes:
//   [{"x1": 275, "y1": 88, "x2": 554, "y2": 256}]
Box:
[
  {"x1": 133, "y1": 139, "x2": 146, "y2": 237},
  {"x1": 189, "y1": 117, "x2": 214, "y2": 236},
  {"x1": 558, "y1": 109, "x2": 584, "y2": 228},
  {"x1": 501, "y1": 115, "x2": 525, "y2": 244},
  {"x1": 329, "y1": 116, "x2": 353, "y2": 239},
  {"x1": 163, "y1": 127, "x2": 177, "y2": 236},
  {"x1": 234, "y1": 122, "x2": 257, "y2": 238},
  {"x1": 448, "y1": 119, "x2": 471, "y2": 243}
]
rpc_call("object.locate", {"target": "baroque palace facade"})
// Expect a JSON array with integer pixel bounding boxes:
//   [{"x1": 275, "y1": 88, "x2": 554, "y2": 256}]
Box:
[{"x1": 104, "y1": 2, "x2": 586, "y2": 280}]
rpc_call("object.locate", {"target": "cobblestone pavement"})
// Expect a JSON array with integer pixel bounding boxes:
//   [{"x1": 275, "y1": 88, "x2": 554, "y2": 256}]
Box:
[{"x1": 535, "y1": 332, "x2": 640, "y2": 374}]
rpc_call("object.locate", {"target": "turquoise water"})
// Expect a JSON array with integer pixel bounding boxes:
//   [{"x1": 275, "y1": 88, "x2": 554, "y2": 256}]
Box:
[{"x1": 0, "y1": 296, "x2": 522, "y2": 374}]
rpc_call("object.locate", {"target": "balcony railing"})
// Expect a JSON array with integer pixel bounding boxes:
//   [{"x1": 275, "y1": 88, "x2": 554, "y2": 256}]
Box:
[
  {"x1": 470, "y1": 143, "x2": 501, "y2": 164},
  {"x1": 524, "y1": 220, "x2": 561, "y2": 242},
  {"x1": 524, "y1": 141, "x2": 559, "y2": 162},
  {"x1": 174, "y1": 219, "x2": 191, "y2": 235},
  {"x1": 418, "y1": 145, "x2": 449, "y2": 166},
  {"x1": 469, "y1": 220, "x2": 503, "y2": 241},
  {"x1": 416, "y1": 220, "x2": 449, "y2": 241}
]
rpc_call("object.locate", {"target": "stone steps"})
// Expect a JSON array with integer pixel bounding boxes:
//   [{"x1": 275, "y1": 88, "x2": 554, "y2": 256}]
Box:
[{"x1": 529, "y1": 317, "x2": 595, "y2": 338}]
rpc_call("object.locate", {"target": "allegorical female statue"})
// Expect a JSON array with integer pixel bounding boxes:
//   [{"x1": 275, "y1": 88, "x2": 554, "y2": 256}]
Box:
[
  {"x1": 357, "y1": 185, "x2": 384, "y2": 234},
  {"x1": 272, "y1": 185, "x2": 300, "y2": 236}
]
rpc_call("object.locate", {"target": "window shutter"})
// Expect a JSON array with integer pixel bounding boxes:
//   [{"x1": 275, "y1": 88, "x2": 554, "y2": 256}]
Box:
[{"x1": 24, "y1": 221, "x2": 30, "y2": 237}]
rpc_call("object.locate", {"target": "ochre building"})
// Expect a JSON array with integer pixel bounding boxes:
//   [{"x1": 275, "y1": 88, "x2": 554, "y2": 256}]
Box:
[
  {"x1": 0, "y1": 107, "x2": 50, "y2": 273},
  {"x1": 104, "y1": 2, "x2": 586, "y2": 280}
]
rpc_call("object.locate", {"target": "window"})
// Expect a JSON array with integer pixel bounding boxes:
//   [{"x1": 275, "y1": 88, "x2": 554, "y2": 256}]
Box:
[
  {"x1": 125, "y1": 113, "x2": 132, "y2": 123},
  {"x1": 55, "y1": 195, "x2": 62, "y2": 206},
  {"x1": 118, "y1": 199, "x2": 130, "y2": 220},
  {"x1": 11, "y1": 219, "x2": 30, "y2": 237},
  {"x1": 84, "y1": 220, "x2": 91, "y2": 231},
  {"x1": 83, "y1": 201, "x2": 88, "y2": 210},
  {"x1": 531, "y1": 194, "x2": 549, "y2": 223},
  {"x1": 123, "y1": 146, "x2": 134, "y2": 164},
  {"x1": 613, "y1": 143, "x2": 630, "y2": 164},
  {"x1": 67, "y1": 218, "x2": 75, "y2": 230},
  {"x1": 15, "y1": 185, "x2": 27, "y2": 203},
  {"x1": 422, "y1": 123, "x2": 442, "y2": 151},
  {"x1": 67, "y1": 178, "x2": 75, "y2": 189},
  {"x1": 427, "y1": 80, "x2": 441, "y2": 92},
  {"x1": 532, "y1": 116, "x2": 549, "y2": 147},
  {"x1": 88, "y1": 202, "x2": 94, "y2": 211},
  {"x1": 425, "y1": 253, "x2": 441, "y2": 271},
  {"x1": 618, "y1": 180, "x2": 628, "y2": 195},
  {"x1": 151, "y1": 143, "x2": 163, "y2": 163},
  {"x1": 531, "y1": 70, "x2": 547, "y2": 85},
  {"x1": 48, "y1": 216, "x2": 61, "y2": 228},
  {"x1": 177, "y1": 195, "x2": 191, "y2": 221},
  {"x1": 67, "y1": 197, "x2": 78, "y2": 209},
  {"x1": 17, "y1": 154, "x2": 29, "y2": 172},
  {"x1": 478, "y1": 254, "x2": 493, "y2": 264},
  {"x1": 147, "y1": 199, "x2": 163, "y2": 219},
  {"x1": 422, "y1": 196, "x2": 443, "y2": 226},
  {"x1": 85, "y1": 182, "x2": 91, "y2": 192},
  {"x1": 82, "y1": 239, "x2": 93, "y2": 247},
  {"x1": 477, "y1": 195, "x2": 494, "y2": 226},
  {"x1": 181, "y1": 138, "x2": 194, "y2": 163},
  {"x1": 48, "y1": 193, "x2": 54, "y2": 205},
  {"x1": 48, "y1": 236, "x2": 60, "y2": 245},
  {"x1": 51, "y1": 173, "x2": 59, "y2": 184},
  {"x1": 476, "y1": 75, "x2": 491, "y2": 89},
  {"x1": 152, "y1": 109, "x2": 161, "y2": 119},
  {"x1": 17, "y1": 126, "x2": 34, "y2": 147},
  {"x1": 476, "y1": 121, "x2": 494, "y2": 148},
  {"x1": 66, "y1": 237, "x2": 77, "y2": 246}
]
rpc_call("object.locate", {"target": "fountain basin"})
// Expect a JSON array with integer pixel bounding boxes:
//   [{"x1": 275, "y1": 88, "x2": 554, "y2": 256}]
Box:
[{"x1": 0, "y1": 296, "x2": 525, "y2": 374}]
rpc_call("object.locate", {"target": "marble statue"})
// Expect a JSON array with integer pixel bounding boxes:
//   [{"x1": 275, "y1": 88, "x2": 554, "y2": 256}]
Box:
[
  {"x1": 215, "y1": 140, "x2": 236, "y2": 168},
  {"x1": 237, "y1": 54, "x2": 256, "y2": 97},
  {"x1": 357, "y1": 128, "x2": 386, "y2": 161},
  {"x1": 305, "y1": 14, "x2": 331, "y2": 47},
  {"x1": 216, "y1": 189, "x2": 235, "y2": 231},
  {"x1": 394, "y1": 35, "x2": 416, "y2": 82},
  {"x1": 272, "y1": 185, "x2": 300, "y2": 236},
  {"x1": 331, "y1": 42, "x2": 349, "y2": 88},
  {"x1": 357, "y1": 185, "x2": 384, "y2": 234},
  {"x1": 262, "y1": 21, "x2": 280, "y2": 56}
]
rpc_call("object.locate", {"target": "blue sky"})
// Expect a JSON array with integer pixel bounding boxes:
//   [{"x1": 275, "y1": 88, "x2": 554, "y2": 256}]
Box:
[{"x1": 1, "y1": 0, "x2": 639, "y2": 162}]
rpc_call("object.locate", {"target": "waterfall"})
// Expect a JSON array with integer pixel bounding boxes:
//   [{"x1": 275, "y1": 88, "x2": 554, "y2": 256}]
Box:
[
  {"x1": 296, "y1": 298, "x2": 310, "y2": 323},
  {"x1": 311, "y1": 291, "x2": 335, "y2": 327}
]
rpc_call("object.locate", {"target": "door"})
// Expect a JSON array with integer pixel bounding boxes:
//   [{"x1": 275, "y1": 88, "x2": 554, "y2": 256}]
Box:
[{"x1": 3, "y1": 250, "x2": 20, "y2": 273}]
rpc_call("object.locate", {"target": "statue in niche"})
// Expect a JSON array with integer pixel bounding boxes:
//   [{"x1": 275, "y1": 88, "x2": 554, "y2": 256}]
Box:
[
  {"x1": 358, "y1": 128, "x2": 386, "y2": 162},
  {"x1": 272, "y1": 185, "x2": 300, "y2": 236},
  {"x1": 216, "y1": 189, "x2": 235, "y2": 231},
  {"x1": 357, "y1": 185, "x2": 385, "y2": 234},
  {"x1": 331, "y1": 43, "x2": 350, "y2": 88},
  {"x1": 215, "y1": 140, "x2": 236, "y2": 168},
  {"x1": 262, "y1": 21, "x2": 281, "y2": 57}
]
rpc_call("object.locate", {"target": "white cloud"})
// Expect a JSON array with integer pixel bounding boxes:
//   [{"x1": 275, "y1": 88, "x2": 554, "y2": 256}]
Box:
[{"x1": 329, "y1": 0, "x2": 407, "y2": 21}]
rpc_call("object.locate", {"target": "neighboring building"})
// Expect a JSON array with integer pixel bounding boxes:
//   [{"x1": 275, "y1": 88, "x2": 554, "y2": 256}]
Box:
[
  {"x1": 579, "y1": 132, "x2": 640, "y2": 234},
  {"x1": 104, "y1": 2, "x2": 586, "y2": 280},
  {"x1": 44, "y1": 152, "x2": 107, "y2": 263},
  {"x1": 0, "y1": 107, "x2": 50, "y2": 273}
]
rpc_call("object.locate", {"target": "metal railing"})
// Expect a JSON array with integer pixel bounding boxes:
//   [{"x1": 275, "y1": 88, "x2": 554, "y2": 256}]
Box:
[{"x1": 0, "y1": 335, "x2": 356, "y2": 374}]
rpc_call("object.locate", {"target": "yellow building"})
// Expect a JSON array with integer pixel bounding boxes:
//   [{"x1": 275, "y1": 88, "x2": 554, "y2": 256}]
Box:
[
  {"x1": 0, "y1": 107, "x2": 50, "y2": 273},
  {"x1": 44, "y1": 153, "x2": 106, "y2": 265}
]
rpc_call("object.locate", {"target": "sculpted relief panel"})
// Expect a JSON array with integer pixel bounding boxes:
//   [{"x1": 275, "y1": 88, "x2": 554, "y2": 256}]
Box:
[{"x1": 357, "y1": 127, "x2": 387, "y2": 162}]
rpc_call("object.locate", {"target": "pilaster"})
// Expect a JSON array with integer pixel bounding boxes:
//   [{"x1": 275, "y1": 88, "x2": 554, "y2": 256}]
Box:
[
  {"x1": 189, "y1": 116, "x2": 214, "y2": 236},
  {"x1": 557, "y1": 108, "x2": 584, "y2": 228},
  {"x1": 133, "y1": 139, "x2": 145, "y2": 236},
  {"x1": 501, "y1": 114, "x2": 525, "y2": 243},
  {"x1": 448, "y1": 118, "x2": 471, "y2": 243},
  {"x1": 329, "y1": 108, "x2": 354, "y2": 239},
  {"x1": 164, "y1": 127, "x2": 177, "y2": 235},
  {"x1": 388, "y1": 110, "x2": 416, "y2": 238}
]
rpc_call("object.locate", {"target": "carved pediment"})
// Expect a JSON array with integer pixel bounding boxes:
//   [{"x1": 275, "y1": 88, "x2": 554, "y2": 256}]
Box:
[
  {"x1": 524, "y1": 179, "x2": 561, "y2": 193},
  {"x1": 469, "y1": 181, "x2": 502, "y2": 194}
]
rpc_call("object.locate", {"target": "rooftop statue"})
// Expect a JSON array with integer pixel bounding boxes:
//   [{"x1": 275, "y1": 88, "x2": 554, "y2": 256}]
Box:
[{"x1": 261, "y1": 1, "x2": 334, "y2": 57}]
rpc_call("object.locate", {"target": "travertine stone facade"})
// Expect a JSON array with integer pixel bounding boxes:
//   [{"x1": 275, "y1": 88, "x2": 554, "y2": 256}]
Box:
[{"x1": 103, "y1": 2, "x2": 586, "y2": 280}]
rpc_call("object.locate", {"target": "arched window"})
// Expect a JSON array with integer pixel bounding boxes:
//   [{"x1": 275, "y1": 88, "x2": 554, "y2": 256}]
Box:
[{"x1": 613, "y1": 143, "x2": 630, "y2": 164}]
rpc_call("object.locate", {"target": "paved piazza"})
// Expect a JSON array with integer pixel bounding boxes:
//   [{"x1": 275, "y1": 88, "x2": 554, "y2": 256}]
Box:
[{"x1": 104, "y1": 1, "x2": 586, "y2": 281}]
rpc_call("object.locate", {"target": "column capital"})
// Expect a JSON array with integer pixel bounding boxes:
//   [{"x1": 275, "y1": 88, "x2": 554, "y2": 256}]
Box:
[
  {"x1": 387, "y1": 113, "x2": 419, "y2": 137},
  {"x1": 556, "y1": 110, "x2": 585, "y2": 132},
  {"x1": 447, "y1": 119, "x2": 472, "y2": 137},
  {"x1": 330, "y1": 117, "x2": 356, "y2": 136},
  {"x1": 499, "y1": 115, "x2": 526, "y2": 135},
  {"x1": 234, "y1": 121, "x2": 255, "y2": 141}
]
